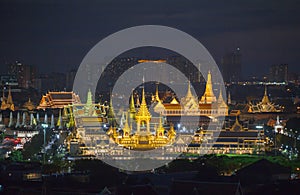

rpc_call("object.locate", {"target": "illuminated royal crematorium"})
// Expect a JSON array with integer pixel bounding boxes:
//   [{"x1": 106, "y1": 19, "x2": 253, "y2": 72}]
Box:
[{"x1": 65, "y1": 71, "x2": 265, "y2": 157}]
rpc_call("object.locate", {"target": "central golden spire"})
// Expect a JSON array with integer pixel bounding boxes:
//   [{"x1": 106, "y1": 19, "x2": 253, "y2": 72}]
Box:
[
  {"x1": 200, "y1": 71, "x2": 216, "y2": 104},
  {"x1": 135, "y1": 88, "x2": 151, "y2": 134}
]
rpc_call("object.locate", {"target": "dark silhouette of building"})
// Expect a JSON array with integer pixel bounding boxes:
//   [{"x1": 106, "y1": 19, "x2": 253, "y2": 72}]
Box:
[
  {"x1": 220, "y1": 48, "x2": 242, "y2": 83},
  {"x1": 170, "y1": 180, "x2": 243, "y2": 195},
  {"x1": 269, "y1": 64, "x2": 288, "y2": 83},
  {"x1": 7, "y1": 61, "x2": 37, "y2": 89},
  {"x1": 66, "y1": 69, "x2": 77, "y2": 91},
  {"x1": 35, "y1": 72, "x2": 66, "y2": 94},
  {"x1": 236, "y1": 159, "x2": 291, "y2": 194}
]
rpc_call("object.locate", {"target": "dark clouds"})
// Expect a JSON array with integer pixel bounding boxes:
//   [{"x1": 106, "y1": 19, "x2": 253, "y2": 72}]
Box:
[{"x1": 0, "y1": 0, "x2": 299, "y2": 77}]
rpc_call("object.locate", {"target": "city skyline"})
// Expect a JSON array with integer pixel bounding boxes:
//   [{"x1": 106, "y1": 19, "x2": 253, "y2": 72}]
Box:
[
  {"x1": 1, "y1": 1, "x2": 300, "y2": 194},
  {"x1": 0, "y1": 0, "x2": 300, "y2": 78}
]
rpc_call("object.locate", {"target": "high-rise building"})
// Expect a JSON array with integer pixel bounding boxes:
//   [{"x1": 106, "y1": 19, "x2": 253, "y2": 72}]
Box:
[
  {"x1": 7, "y1": 61, "x2": 37, "y2": 88},
  {"x1": 269, "y1": 64, "x2": 288, "y2": 83},
  {"x1": 35, "y1": 73, "x2": 66, "y2": 94},
  {"x1": 66, "y1": 69, "x2": 77, "y2": 91},
  {"x1": 220, "y1": 48, "x2": 242, "y2": 83}
]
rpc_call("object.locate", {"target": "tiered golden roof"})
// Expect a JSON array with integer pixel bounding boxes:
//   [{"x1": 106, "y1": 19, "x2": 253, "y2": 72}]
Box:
[
  {"x1": 180, "y1": 81, "x2": 199, "y2": 110},
  {"x1": 37, "y1": 91, "x2": 81, "y2": 109},
  {"x1": 248, "y1": 86, "x2": 283, "y2": 113}
]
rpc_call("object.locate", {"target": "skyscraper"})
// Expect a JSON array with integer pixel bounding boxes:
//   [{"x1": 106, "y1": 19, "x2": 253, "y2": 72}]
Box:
[
  {"x1": 269, "y1": 64, "x2": 288, "y2": 83},
  {"x1": 7, "y1": 61, "x2": 37, "y2": 88},
  {"x1": 66, "y1": 69, "x2": 77, "y2": 91},
  {"x1": 220, "y1": 48, "x2": 242, "y2": 83}
]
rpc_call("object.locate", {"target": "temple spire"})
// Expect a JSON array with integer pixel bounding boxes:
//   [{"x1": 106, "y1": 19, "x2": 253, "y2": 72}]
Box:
[
  {"x1": 107, "y1": 92, "x2": 116, "y2": 125},
  {"x1": 21, "y1": 112, "x2": 26, "y2": 126},
  {"x1": 7, "y1": 87, "x2": 13, "y2": 104},
  {"x1": 86, "y1": 89, "x2": 93, "y2": 106},
  {"x1": 57, "y1": 110, "x2": 63, "y2": 129},
  {"x1": 129, "y1": 93, "x2": 136, "y2": 113},
  {"x1": 44, "y1": 113, "x2": 48, "y2": 124},
  {"x1": 1, "y1": 89, "x2": 6, "y2": 110},
  {"x1": 122, "y1": 112, "x2": 131, "y2": 137},
  {"x1": 228, "y1": 91, "x2": 232, "y2": 105},
  {"x1": 261, "y1": 85, "x2": 270, "y2": 104},
  {"x1": 186, "y1": 80, "x2": 193, "y2": 97},
  {"x1": 8, "y1": 112, "x2": 13, "y2": 127},
  {"x1": 129, "y1": 93, "x2": 136, "y2": 120},
  {"x1": 36, "y1": 112, "x2": 39, "y2": 123},
  {"x1": 218, "y1": 88, "x2": 226, "y2": 104},
  {"x1": 85, "y1": 89, "x2": 94, "y2": 115},
  {"x1": 1, "y1": 87, "x2": 14, "y2": 111},
  {"x1": 135, "y1": 87, "x2": 151, "y2": 134},
  {"x1": 141, "y1": 87, "x2": 146, "y2": 106},
  {"x1": 200, "y1": 71, "x2": 216, "y2": 104},
  {"x1": 154, "y1": 84, "x2": 161, "y2": 102},
  {"x1": 50, "y1": 114, "x2": 55, "y2": 128}
]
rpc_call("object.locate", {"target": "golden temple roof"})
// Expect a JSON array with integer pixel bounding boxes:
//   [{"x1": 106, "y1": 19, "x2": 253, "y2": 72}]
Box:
[
  {"x1": 37, "y1": 91, "x2": 81, "y2": 109},
  {"x1": 23, "y1": 98, "x2": 35, "y2": 110},
  {"x1": 170, "y1": 97, "x2": 179, "y2": 104},
  {"x1": 230, "y1": 117, "x2": 244, "y2": 131}
]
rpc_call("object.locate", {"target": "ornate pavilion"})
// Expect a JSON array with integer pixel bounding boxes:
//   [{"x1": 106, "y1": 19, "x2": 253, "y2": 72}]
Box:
[
  {"x1": 37, "y1": 91, "x2": 81, "y2": 109},
  {"x1": 107, "y1": 88, "x2": 176, "y2": 150},
  {"x1": 248, "y1": 86, "x2": 283, "y2": 113}
]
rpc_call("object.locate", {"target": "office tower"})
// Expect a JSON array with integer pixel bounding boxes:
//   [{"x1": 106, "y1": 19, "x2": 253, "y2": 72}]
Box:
[
  {"x1": 7, "y1": 61, "x2": 37, "y2": 88},
  {"x1": 66, "y1": 69, "x2": 77, "y2": 91},
  {"x1": 220, "y1": 48, "x2": 242, "y2": 83},
  {"x1": 269, "y1": 64, "x2": 288, "y2": 83}
]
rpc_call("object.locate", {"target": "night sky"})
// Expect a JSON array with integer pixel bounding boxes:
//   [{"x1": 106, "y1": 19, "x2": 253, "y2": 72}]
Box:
[{"x1": 0, "y1": 0, "x2": 299, "y2": 78}]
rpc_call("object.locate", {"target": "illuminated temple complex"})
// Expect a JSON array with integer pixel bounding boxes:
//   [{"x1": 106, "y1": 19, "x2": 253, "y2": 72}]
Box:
[
  {"x1": 248, "y1": 86, "x2": 283, "y2": 113},
  {"x1": 153, "y1": 71, "x2": 228, "y2": 121},
  {"x1": 64, "y1": 72, "x2": 266, "y2": 156},
  {"x1": 63, "y1": 72, "x2": 264, "y2": 156},
  {"x1": 67, "y1": 88, "x2": 177, "y2": 154}
]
